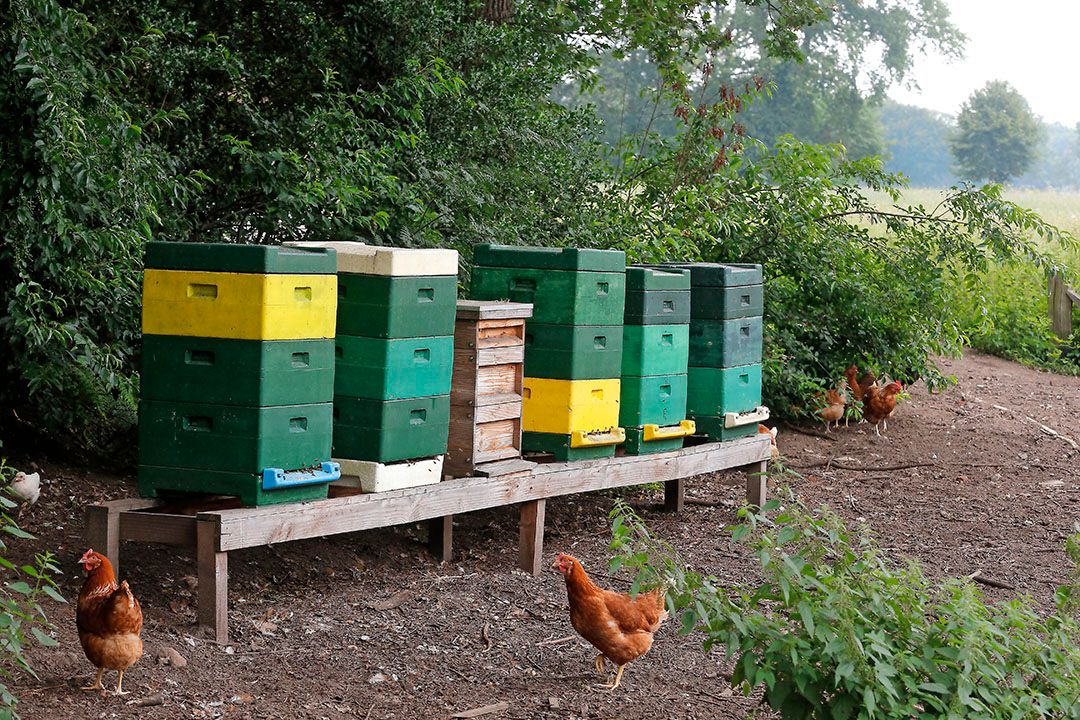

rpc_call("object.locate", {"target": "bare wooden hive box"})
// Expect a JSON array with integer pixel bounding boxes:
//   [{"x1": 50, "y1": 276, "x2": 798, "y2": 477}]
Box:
[{"x1": 446, "y1": 300, "x2": 534, "y2": 477}]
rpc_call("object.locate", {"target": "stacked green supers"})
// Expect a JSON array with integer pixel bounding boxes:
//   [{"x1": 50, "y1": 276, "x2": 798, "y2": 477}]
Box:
[
  {"x1": 620, "y1": 267, "x2": 695, "y2": 454},
  {"x1": 471, "y1": 244, "x2": 627, "y2": 461},
  {"x1": 289, "y1": 242, "x2": 458, "y2": 490},
  {"x1": 138, "y1": 242, "x2": 340, "y2": 506},
  {"x1": 675, "y1": 263, "x2": 769, "y2": 440}
]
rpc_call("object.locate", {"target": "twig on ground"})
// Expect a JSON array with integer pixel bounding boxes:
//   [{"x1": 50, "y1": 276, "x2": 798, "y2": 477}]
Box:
[
  {"x1": 787, "y1": 460, "x2": 936, "y2": 472},
  {"x1": 991, "y1": 404, "x2": 1079, "y2": 449},
  {"x1": 481, "y1": 622, "x2": 492, "y2": 652},
  {"x1": 536, "y1": 634, "x2": 577, "y2": 647},
  {"x1": 968, "y1": 570, "x2": 1017, "y2": 591}
]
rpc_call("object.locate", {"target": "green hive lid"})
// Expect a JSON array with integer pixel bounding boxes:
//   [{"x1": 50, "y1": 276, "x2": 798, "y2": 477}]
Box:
[
  {"x1": 626, "y1": 266, "x2": 690, "y2": 291},
  {"x1": 145, "y1": 242, "x2": 337, "y2": 274},
  {"x1": 473, "y1": 244, "x2": 625, "y2": 272},
  {"x1": 661, "y1": 262, "x2": 762, "y2": 287},
  {"x1": 285, "y1": 241, "x2": 458, "y2": 277}
]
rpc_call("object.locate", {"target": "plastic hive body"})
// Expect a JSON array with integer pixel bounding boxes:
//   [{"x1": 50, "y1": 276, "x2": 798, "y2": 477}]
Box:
[{"x1": 334, "y1": 335, "x2": 454, "y2": 400}]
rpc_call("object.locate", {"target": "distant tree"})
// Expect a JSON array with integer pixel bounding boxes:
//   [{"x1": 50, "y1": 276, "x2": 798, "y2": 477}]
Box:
[
  {"x1": 1016, "y1": 121, "x2": 1080, "y2": 189},
  {"x1": 879, "y1": 101, "x2": 955, "y2": 187},
  {"x1": 951, "y1": 81, "x2": 1041, "y2": 183}
]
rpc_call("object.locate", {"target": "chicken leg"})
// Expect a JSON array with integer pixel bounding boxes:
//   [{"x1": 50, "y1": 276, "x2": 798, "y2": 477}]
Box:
[
  {"x1": 114, "y1": 669, "x2": 128, "y2": 696},
  {"x1": 598, "y1": 664, "x2": 627, "y2": 691},
  {"x1": 82, "y1": 668, "x2": 104, "y2": 691},
  {"x1": 593, "y1": 654, "x2": 606, "y2": 674}
]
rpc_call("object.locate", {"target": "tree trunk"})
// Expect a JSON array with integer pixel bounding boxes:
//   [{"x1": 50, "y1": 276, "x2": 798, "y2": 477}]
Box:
[{"x1": 480, "y1": 0, "x2": 513, "y2": 23}]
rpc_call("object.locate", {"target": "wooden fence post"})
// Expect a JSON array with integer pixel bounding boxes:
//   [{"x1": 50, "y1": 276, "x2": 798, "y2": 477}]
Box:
[{"x1": 1049, "y1": 274, "x2": 1078, "y2": 341}]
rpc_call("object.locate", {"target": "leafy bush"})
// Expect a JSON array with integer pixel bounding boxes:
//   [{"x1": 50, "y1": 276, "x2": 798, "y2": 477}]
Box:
[{"x1": 610, "y1": 495, "x2": 1080, "y2": 719}]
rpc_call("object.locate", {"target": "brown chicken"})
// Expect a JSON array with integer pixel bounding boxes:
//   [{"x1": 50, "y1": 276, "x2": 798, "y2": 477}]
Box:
[
  {"x1": 814, "y1": 379, "x2": 847, "y2": 431},
  {"x1": 844, "y1": 365, "x2": 863, "y2": 405},
  {"x1": 76, "y1": 549, "x2": 143, "y2": 695},
  {"x1": 861, "y1": 380, "x2": 903, "y2": 436},
  {"x1": 553, "y1": 553, "x2": 666, "y2": 690}
]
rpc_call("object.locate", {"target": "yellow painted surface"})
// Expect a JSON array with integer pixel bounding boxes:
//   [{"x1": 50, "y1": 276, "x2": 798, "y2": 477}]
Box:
[
  {"x1": 521, "y1": 377, "x2": 620, "y2": 435},
  {"x1": 642, "y1": 419, "x2": 695, "y2": 442},
  {"x1": 570, "y1": 427, "x2": 625, "y2": 448},
  {"x1": 142, "y1": 269, "x2": 337, "y2": 340}
]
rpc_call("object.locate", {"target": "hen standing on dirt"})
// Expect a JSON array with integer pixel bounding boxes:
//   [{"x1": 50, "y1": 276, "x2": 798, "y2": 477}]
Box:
[
  {"x1": 76, "y1": 549, "x2": 143, "y2": 695},
  {"x1": 553, "y1": 553, "x2": 667, "y2": 690}
]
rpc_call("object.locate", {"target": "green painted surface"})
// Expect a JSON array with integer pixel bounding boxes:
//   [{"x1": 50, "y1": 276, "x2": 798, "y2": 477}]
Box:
[
  {"x1": 659, "y1": 262, "x2": 762, "y2": 287},
  {"x1": 687, "y1": 415, "x2": 760, "y2": 442},
  {"x1": 145, "y1": 241, "x2": 336, "y2": 274},
  {"x1": 622, "y1": 426, "x2": 685, "y2": 455},
  {"x1": 332, "y1": 394, "x2": 450, "y2": 462},
  {"x1": 621, "y1": 325, "x2": 689, "y2": 376},
  {"x1": 690, "y1": 285, "x2": 764, "y2": 320},
  {"x1": 686, "y1": 365, "x2": 763, "y2": 415},
  {"x1": 140, "y1": 335, "x2": 335, "y2": 406},
  {"x1": 619, "y1": 373, "x2": 688, "y2": 427},
  {"x1": 337, "y1": 274, "x2": 457, "y2": 339},
  {"x1": 138, "y1": 400, "x2": 333, "y2": 474},
  {"x1": 521, "y1": 431, "x2": 617, "y2": 461},
  {"x1": 471, "y1": 267, "x2": 626, "y2": 326},
  {"x1": 474, "y1": 244, "x2": 625, "y2": 272},
  {"x1": 335, "y1": 335, "x2": 453, "y2": 400},
  {"x1": 138, "y1": 465, "x2": 329, "y2": 506},
  {"x1": 524, "y1": 323, "x2": 623, "y2": 379},
  {"x1": 688, "y1": 317, "x2": 764, "y2": 368},
  {"x1": 625, "y1": 266, "x2": 690, "y2": 291},
  {"x1": 624, "y1": 290, "x2": 691, "y2": 324}
]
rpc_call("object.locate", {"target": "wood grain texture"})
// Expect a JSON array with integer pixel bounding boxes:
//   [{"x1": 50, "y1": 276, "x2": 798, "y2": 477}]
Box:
[
  {"x1": 197, "y1": 518, "x2": 228, "y2": 642},
  {"x1": 203, "y1": 435, "x2": 771, "y2": 551},
  {"x1": 455, "y1": 300, "x2": 532, "y2": 320},
  {"x1": 518, "y1": 499, "x2": 546, "y2": 575}
]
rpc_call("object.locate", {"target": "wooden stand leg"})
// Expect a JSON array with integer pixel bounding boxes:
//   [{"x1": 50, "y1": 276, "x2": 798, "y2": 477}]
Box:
[
  {"x1": 85, "y1": 506, "x2": 121, "y2": 577},
  {"x1": 197, "y1": 518, "x2": 228, "y2": 643},
  {"x1": 663, "y1": 478, "x2": 685, "y2": 512},
  {"x1": 518, "y1": 498, "x2": 547, "y2": 576},
  {"x1": 745, "y1": 460, "x2": 768, "y2": 509},
  {"x1": 427, "y1": 515, "x2": 453, "y2": 563}
]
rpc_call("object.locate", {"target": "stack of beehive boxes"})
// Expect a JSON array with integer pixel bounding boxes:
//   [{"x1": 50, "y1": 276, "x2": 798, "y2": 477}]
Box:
[
  {"x1": 289, "y1": 242, "x2": 458, "y2": 491},
  {"x1": 619, "y1": 267, "x2": 695, "y2": 454},
  {"x1": 471, "y1": 245, "x2": 627, "y2": 461},
  {"x1": 138, "y1": 242, "x2": 340, "y2": 506},
  {"x1": 679, "y1": 263, "x2": 768, "y2": 440}
]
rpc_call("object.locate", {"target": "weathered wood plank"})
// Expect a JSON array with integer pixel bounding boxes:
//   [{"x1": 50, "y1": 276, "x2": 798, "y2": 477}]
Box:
[
  {"x1": 120, "y1": 512, "x2": 198, "y2": 547},
  {"x1": 455, "y1": 300, "x2": 533, "y2": 321},
  {"x1": 206, "y1": 435, "x2": 771, "y2": 552},
  {"x1": 85, "y1": 506, "x2": 122, "y2": 577},
  {"x1": 1050, "y1": 274, "x2": 1076, "y2": 341},
  {"x1": 197, "y1": 518, "x2": 228, "y2": 642},
  {"x1": 427, "y1": 515, "x2": 453, "y2": 563},
  {"x1": 475, "y1": 459, "x2": 536, "y2": 477},
  {"x1": 663, "y1": 478, "x2": 685, "y2": 512},
  {"x1": 518, "y1": 499, "x2": 546, "y2": 575},
  {"x1": 745, "y1": 460, "x2": 768, "y2": 509}
]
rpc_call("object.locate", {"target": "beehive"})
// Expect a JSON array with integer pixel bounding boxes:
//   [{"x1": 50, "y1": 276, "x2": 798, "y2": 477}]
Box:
[
  {"x1": 288, "y1": 241, "x2": 458, "y2": 485},
  {"x1": 619, "y1": 267, "x2": 694, "y2": 454},
  {"x1": 138, "y1": 242, "x2": 339, "y2": 506},
  {"x1": 445, "y1": 300, "x2": 533, "y2": 477},
  {"x1": 471, "y1": 245, "x2": 626, "y2": 460}
]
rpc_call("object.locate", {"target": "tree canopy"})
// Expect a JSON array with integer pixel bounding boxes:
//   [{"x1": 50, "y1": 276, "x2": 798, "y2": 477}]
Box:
[{"x1": 951, "y1": 80, "x2": 1042, "y2": 183}]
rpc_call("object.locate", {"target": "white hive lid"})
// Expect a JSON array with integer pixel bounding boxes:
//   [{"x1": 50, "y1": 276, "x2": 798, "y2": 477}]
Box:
[{"x1": 285, "y1": 241, "x2": 458, "y2": 277}]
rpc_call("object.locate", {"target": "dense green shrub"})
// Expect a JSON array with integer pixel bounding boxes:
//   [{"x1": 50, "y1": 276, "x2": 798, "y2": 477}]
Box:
[{"x1": 610, "y1": 495, "x2": 1080, "y2": 719}]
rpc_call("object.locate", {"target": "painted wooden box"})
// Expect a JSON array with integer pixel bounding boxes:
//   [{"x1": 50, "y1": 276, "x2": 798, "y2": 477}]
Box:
[
  {"x1": 332, "y1": 394, "x2": 450, "y2": 463},
  {"x1": 522, "y1": 323, "x2": 623, "y2": 380},
  {"x1": 334, "y1": 335, "x2": 454, "y2": 400},
  {"x1": 618, "y1": 373, "x2": 689, "y2": 427},
  {"x1": 688, "y1": 317, "x2": 764, "y2": 369},
  {"x1": 621, "y1": 324, "x2": 689, "y2": 377},
  {"x1": 624, "y1": 266, "x2": 691, "y2": 325},
  {"x1": 686, "y1": 364, "x2": 763, "y2": 416},
  {"x1": 521, "y1": 377, "x2": 621, "y2": 436},
  {"x1": 446, "y1": 300, "x2": 532, "y2": 477}
]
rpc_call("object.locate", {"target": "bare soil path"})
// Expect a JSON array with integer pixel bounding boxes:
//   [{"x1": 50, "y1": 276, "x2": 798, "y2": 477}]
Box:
[{"x1": 14, "y1": 350, "x2": 1080, "y2": 719}]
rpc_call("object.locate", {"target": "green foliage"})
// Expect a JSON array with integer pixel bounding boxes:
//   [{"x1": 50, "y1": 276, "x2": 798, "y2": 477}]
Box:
[
  {"x1": 0, "y1": 460, "x2": 64, "y2": 719},
  {"x1": 610, "y1": 495, "x2": 1080, "y2": 719},
  {"x1": 880, "y1": 101, "x2": 956, "y2": 187},
  {"x1": 952, "y1": 81, "x2": 1042, "y2": 184}
]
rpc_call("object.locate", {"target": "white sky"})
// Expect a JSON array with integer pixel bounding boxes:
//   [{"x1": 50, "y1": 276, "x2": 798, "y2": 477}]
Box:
[{"x1": 888, "y1": 0, "x2": 1080, "y2": 127}]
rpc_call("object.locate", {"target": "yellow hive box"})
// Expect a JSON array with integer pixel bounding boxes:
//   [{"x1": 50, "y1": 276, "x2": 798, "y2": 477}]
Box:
[
  {"x1": 521, "y1": 377, "x2": 621, "y2": 435},
  {"x1": 142, "y1": 269, "x2": 337, "y2": 340}
]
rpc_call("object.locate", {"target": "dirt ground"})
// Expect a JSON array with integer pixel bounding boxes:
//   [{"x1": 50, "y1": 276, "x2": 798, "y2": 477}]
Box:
[{"x1": 12, "y1": 350, "x2": 1080, "y2": 720}]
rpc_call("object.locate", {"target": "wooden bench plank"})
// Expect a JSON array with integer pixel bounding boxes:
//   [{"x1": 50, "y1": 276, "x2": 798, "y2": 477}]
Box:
[{"x1": 204, "y1": 435, "x2": 770, "y2": 552}]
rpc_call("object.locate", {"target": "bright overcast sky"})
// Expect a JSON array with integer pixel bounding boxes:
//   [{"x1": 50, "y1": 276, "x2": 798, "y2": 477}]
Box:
[{"x1": 888, "y1": 0, "x2": 1080, "y2": 127}]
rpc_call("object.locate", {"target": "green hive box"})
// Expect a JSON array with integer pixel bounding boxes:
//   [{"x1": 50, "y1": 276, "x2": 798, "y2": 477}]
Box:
[
  {"x1": 140, "y1": 335, "x2": 335, "y2": 407},
  {"x1": 621, "y1": 325, "x2": 689, "y2": 376},
  {"x1": 137, "y1": 400, "x2": 333, "y2": 474},
  {"x1": 623, "y1": 426, "x2": 685, "y2": 455},
  {"x1": 474, "y1": 244, "x2": 626, "y2": 272},
  {"x1": 335, "y1": 335, "x2": 453, "y2": 400},
  {"x1": 619, "y1": 374, "x2": 688, "y2": 427},
  {"x1": 688, "y1": 317, "x2": 764, "y2": 368},
  {"x1": 624, "y1": 290, "x2": 691, "y2": 325},
  {"x1": 660, "y1": 262, "x2": 762, "y2": 288},
  {"x1": 332, "y1": 395, "x2": 450, "y2": 463},
  {"x1": 521, "y1": 431, "x2": 617, "y2": 461},
  {"x1": 524, "y1": 324, "x2": 623, "y2": 380},
  {"x1": 471, "y1": 266, "x2": 625, "y2": 326},
  {"x1": 337, "y1": 274, "x2": 457, "y2": 338},
  {"x1": 138, "y1": 465, "x2": 329, "y2": 506},
  {"x1": 690, "y1": 284, "x2": 763, "y2": 320},
  {"x1": 688, "y1": 416, "x2": 760, "y2": 442},
  {"x1": 686, "y1": 364, "x2": 763, "y2": 416},
  {"x1": 626, "y1": 266, "x2": 691, "y2": 291},
  {"x1": 145, "y1": 241, "x2": 337, "y2": 274}
]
